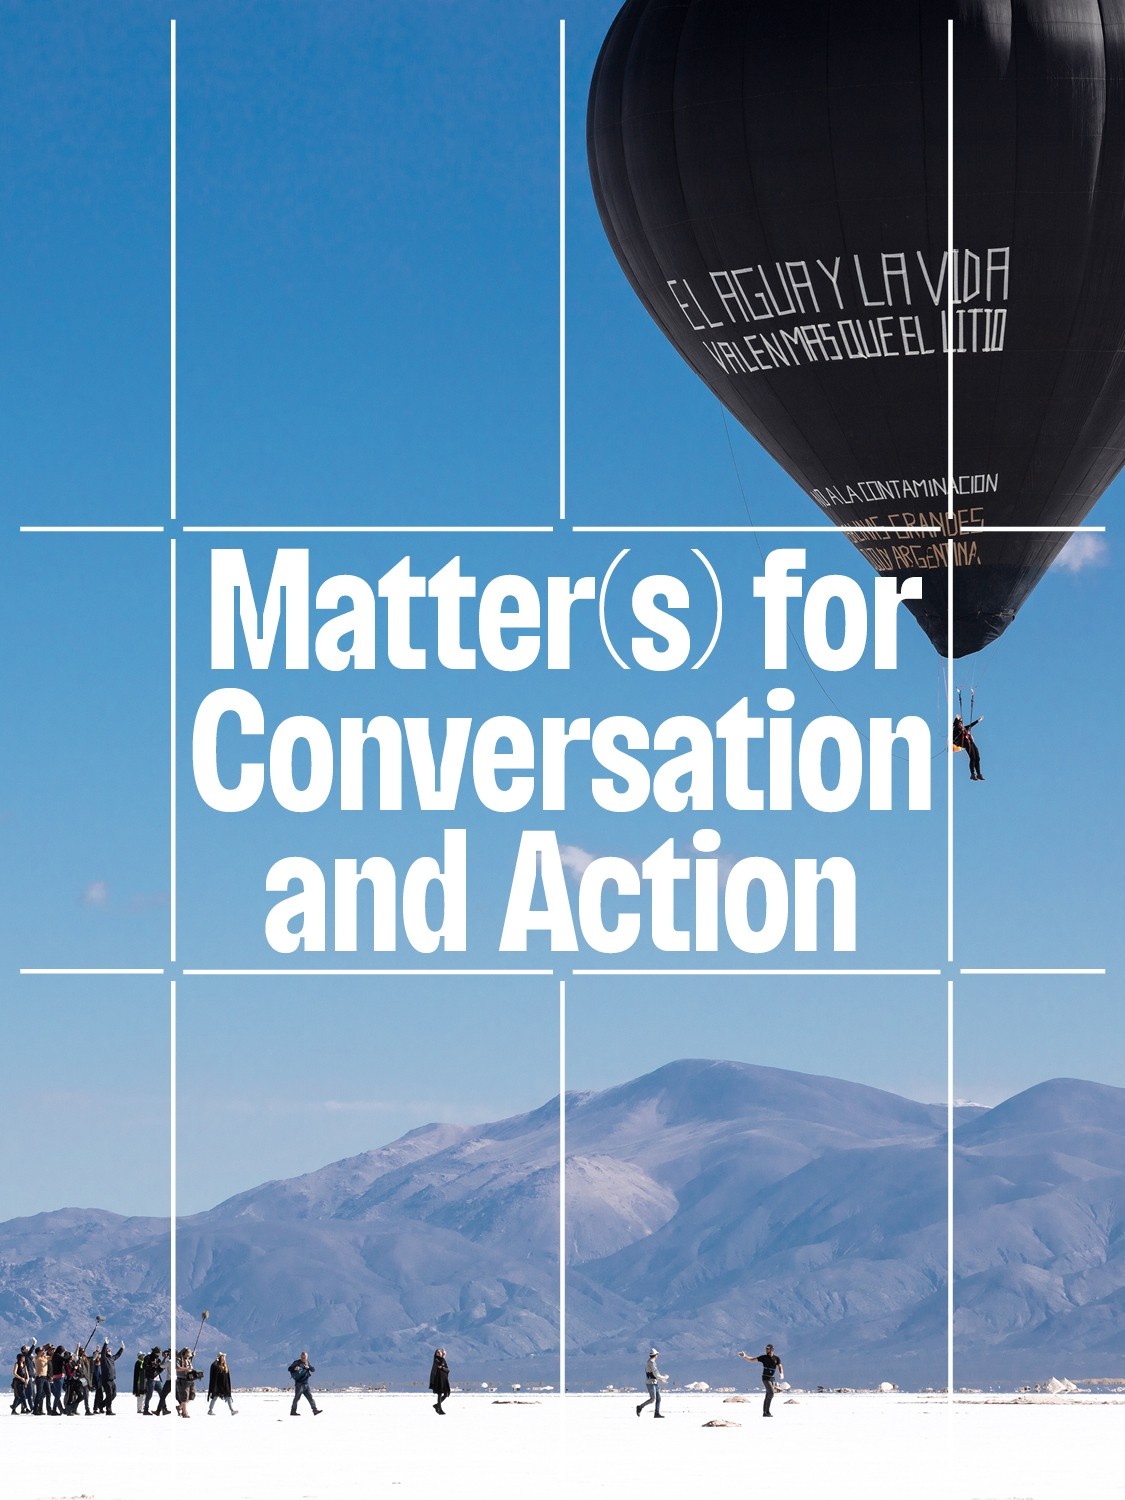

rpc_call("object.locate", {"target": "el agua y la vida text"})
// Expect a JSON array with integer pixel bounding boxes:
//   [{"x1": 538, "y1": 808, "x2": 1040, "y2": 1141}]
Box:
[{"x1": 192, "y1": 548, "x2": 932, "y2": 957}]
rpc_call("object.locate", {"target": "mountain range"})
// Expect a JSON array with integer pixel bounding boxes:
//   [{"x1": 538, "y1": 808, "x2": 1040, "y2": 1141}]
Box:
[{"x1": 0, "y1": 1061, "x2": 1121, "y2": 1388}]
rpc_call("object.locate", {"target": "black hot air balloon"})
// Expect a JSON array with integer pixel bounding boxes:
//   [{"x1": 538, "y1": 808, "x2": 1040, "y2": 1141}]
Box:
[{"x1": 588, "y1": 0, "x2": 1125, "y2": 656}]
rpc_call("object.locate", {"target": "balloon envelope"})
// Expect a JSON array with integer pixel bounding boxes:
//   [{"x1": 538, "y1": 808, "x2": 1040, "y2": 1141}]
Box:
[{"x1": 588, "y1": 0, "x2": 1125, "y2": 656}]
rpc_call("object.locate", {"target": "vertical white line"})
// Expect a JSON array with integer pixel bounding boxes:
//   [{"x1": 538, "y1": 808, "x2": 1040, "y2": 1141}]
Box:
[
  {"x1": 947, "y1": 979, "x2": 955, "y2": 1405},
  {"x1": 558, "y1": 977, "x2": 567, "y2": 1397},
  {"x1": 170, "y1": 978, "x2": 177, "y2": 1372},
  {"x1": 947, "y1": 590, "x2": 954, "y2": 965},
  {"x1": 169, "y1": 21, "x2": 180, "y2": 1395},
  {"x1": 170, "y1": 538, "x2": 177, "y2": 965},
  {"x1": 946, "y1": 19, "x2": 955, "y2": 965},
  {"x1": 170, "y1": 20, "x2": 177, "y2": 524},
  {"x1": 945, "y1": 27, "x2": 956, "y2": 1428},
  {"x1": 946, "y1": 19, "x2": 954, "y2": 527},
  {"x1": 559, "y1": 19, "x2": 567, "y2": 524}
]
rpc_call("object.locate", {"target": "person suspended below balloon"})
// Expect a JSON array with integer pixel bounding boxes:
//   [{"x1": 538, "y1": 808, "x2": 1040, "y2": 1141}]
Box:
[{"x1": 952, "y1": 713, "x2": 985, "y2": 782}]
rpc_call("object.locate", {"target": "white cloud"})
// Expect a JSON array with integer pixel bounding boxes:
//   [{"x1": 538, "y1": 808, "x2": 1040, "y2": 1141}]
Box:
[
  {"x1": 558, "y1": 842, "x2": 744, "y2": 881},
  {"x1": 558, "y1": 844, "x2": 597, "y2": 878},
  {"x1": 1052, "y1": 533, "x2": 1107, "y2": 573},
  {"x1": 80, "y1": 879, "x2": 110, "y2": 909}
]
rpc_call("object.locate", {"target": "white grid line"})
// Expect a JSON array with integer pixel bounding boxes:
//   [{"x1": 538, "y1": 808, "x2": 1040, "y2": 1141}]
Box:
[
  {"x1": 170, "y1": 18, "x2": 177, "y2": 524},
  {"x1": 19, "y1": 967, "x2": 167, "y2": 975},
  {"x1": 960, "y1": 966, "x2": 1106, "y2": 976},
  {"x1": 558, "y1": 977, "x2": 567, "y2": 1396},
  {"x1": 170, "y1": 539, "x2": 177, "y2": 964},
  {"x1": 573, "y1": 523, "x2": 944, "y2": 534},
  {"x1": 19, "y1": 525, "x2": 166, "y2": 533},
  {"x1": 559, "y1": 20, "x2": 566, "y2": 526},
  {"x1": 946, "y1": 18, "x2": 956, "y2": 975},
  {"x1": 946, "y1": 19, "x2": 955, "y2": 529},
  {"x1": 947, "y1": 978, "x2": 954, "y2": 1399},
  {"x1": 180, "y1": 524, "x2": 555, "y2": 534},
  {"x1": 571, "y1": 967, "x2": 943, "y2": 978},
  {"x1": 964, "y1": 525, "x2": 1106, "y2": 534},
  {"x1": 170, "y1": 977, "x2": 177, "y2": 1376},
  {"x1": 170, "y1": 27, "x2": 180, "y2": 1388},
  {"x1": 181, "y1": 968, "x2": 557, "y2": 977}
]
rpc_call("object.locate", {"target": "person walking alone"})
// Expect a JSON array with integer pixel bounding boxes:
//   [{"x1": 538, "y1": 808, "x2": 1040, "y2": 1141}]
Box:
[
  {"x1": 288, "y1": 1351, "x2": 321, "y2": 1416},
  {"x1": 207, "y1": 1353, "x2": 238, "y2": 1415},
  {"x1": 428, "y1": 1349, "x2": 450, "y2": 1415},
  {"x1": 635, "y1": 1348, "x2": 667, "y2": 1418}
]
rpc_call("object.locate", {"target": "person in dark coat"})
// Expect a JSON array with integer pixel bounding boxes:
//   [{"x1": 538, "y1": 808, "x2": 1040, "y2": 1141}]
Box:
[
  {"x1": 738, "y1": 1344, "x2": 784, "y2": 1416},
  {"x1": 157, "y1": 1348, "x2": 172, "y2": 1415},
  {"x1": 67, "y1": 1347, "x2": 92, "y2": 1416},
  {"x1": 142, "y1": 1347, "x2": 162, "y2": 1415},
  {"x1": 91, "y1": 1348, "x2": 104, "y2": 1413},
  {"x1": 10, "y1": 1350, "x2": 32, "y2": 1414},
  {"x1": 429, "y1": 1348, "x2": 451, "y2": 1414},
  {"x1": 207, "y1": 1352, "x2": 237, "y2": 1415},
  {"x1": 49, "y1": 1343, "x2": 67, "y2": 1415},
  {"x1": 288, "y1": 1351, "x2": 321, "y2": 1416},
  {"x1": 97, "y1": 1339, "x2": 125, "y2": 1415},
  {"x1": 132, "y1": 1351, "x2": 146, "y2": 1413}
]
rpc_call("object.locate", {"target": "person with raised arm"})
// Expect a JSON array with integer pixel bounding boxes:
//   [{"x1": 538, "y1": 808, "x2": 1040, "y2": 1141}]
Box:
[{"x1": 738, "y1": 1343, "x2": 784, "y2": 1417}]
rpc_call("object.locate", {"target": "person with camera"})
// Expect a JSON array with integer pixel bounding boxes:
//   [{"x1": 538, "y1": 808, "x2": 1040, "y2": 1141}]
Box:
[
  {"x1": 175, "y1": 1348, "x2": 203, "y2": 1417},
  {"x1": 142, "y1": 1347, "x2": 162, "y2": 1415},
  {"x1": 288, "y1": 1351, "x2": 321, "y2": 1416}
]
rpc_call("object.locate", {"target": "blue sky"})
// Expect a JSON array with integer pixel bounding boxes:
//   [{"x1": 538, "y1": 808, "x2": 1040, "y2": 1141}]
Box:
[{"x1": 1, "y1": 1, "x2": 1120, "y2": 1218}]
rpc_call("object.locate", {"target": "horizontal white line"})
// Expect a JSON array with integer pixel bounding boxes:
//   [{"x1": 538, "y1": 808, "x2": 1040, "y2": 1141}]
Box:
[
  {"x1": 962, "y1": 526, "x2": 1105, "y2": 534},
  {"x1": 571, "y1": 967, "x2": 943, "y2": 978},
  {"x1": 180, "y1": 525, "x2": 555, "y2": 535},
  {"x1": 571, "y1": 525, "x2": 939, "y2": 535},
  {"x1": 181, "y1": 967, "x2": 556, "y2": 977},
  {"x1": 575, "y1": 523, "x2": 1107, "y2": 536},
  {"x1": 821, "y1": 525, "x2": 943, "y2": 534},
  {"x1": 19, "y1": 525, "x2": 166, "y2": 534},
  {"x1": 20, "y1": 967, "x2": 167, "y2": 975},
  {"x1": 959, "y1": 967, "x2": 1106, "y2": 976}
]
